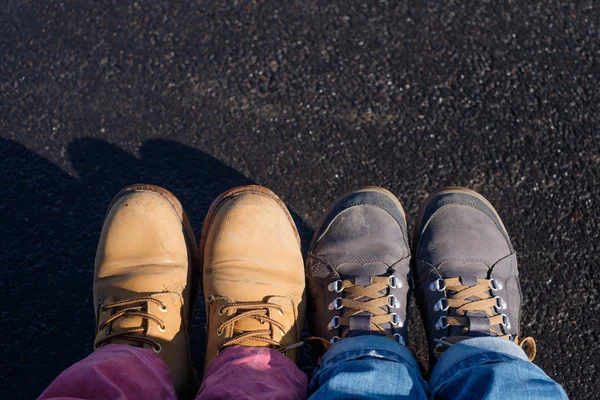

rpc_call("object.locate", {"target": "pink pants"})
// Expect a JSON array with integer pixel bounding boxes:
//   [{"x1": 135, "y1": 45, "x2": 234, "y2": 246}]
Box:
[{"x1": 39, "y1": 344, "x2": 308, "y2": 400}]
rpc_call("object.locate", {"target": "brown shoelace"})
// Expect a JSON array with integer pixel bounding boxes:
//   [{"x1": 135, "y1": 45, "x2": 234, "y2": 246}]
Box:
[
  {"x1": 309, "y1": 276, "x2": 402, "y2": 350},
  {"x1": 433, "y1": 277, "x2": 537, "y2": 360},
  {"x1": 95, "y1": 297, "x2": 166, "y2": 352},
  {"x1": 218, "y1": 302, "x2": 287, "y2": 351},
  {"x1": 335, "y1": 276, "x2": 400, "y2": 331}
]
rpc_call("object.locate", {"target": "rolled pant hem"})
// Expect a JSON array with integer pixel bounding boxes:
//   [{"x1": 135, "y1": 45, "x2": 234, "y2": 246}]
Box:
[
  {"x1": 430, "y1": 336, "x2": 529, "y2": 388},
  {"x1": 197, "y1": 346, "x2": 308, "y2": 400},
  {"x1": 319, "y1": 335, "x2": 419, "y2": 370},
  {"x1": 204, "y1": 346, "x2": 308, "y2": 389}
]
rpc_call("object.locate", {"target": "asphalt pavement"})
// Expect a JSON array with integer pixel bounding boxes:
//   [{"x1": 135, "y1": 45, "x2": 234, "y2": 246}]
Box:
[{"x1": 1, "y1": 1, "x2": 599, "y2": 398}]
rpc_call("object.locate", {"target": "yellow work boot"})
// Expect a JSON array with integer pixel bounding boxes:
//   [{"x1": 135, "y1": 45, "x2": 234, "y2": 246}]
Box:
[
  {"x1": 200, "y1": 185, "x2": 305, "y2": 371},
  {"x1": 93, "y1": 184, "x2": 199, "y2": 398}
]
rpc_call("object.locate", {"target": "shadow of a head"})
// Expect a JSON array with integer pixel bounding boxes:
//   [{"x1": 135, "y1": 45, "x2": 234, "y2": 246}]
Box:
[
  {"x1": 1, "y1": 137, "x2": 313, "y2": 399},
  {"x1": 68, "y1": 138, "x2": 255, "y2": 229}
]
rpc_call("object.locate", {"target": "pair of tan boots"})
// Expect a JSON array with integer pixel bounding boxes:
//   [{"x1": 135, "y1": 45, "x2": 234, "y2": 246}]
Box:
[{"x1": 93, "y1": 184, "x2": 307, "y2": 398}]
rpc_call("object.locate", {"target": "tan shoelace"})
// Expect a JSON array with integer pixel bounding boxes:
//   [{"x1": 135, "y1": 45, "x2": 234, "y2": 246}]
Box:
[
  {"x1": 336, "y1": 276, "x2": 400, "y2": 331},
  {"x1": 95, "y1": 297, "x2": 166, "y2": 352},
  {"x1": 433, "y1": 277, "x2": 536, "y2": 360},
  {"x1": 217, "y1": 302, "x2": 287, "y2": 351},
  {"x1": 309, "y1": 276, "x2": 402, "y2": 350}
]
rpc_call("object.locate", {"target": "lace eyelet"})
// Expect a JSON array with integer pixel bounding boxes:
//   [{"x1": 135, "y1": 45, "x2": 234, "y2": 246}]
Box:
[
  {"x1": 159, "y1": 302, "x2": 168, "y2": 312},
  {"x1": 327, "y1": 316, "x2": 340, "y2": 330},
  {"x1": 159, "y1": 324, "x2": 167, "y2": 332},
  {"x1": 387, "y1": 295, "x2": 400, "y2": 308},
  {"x1": 280, "y1": 330, "x2": 286, "y2": 336},
  {"x1": 328, "y1": 280, "x2": 343, "y2": 293},
  {"x1": 217, "y1": 328, "x2": 224, "y2": 337},
  {"x1": 390, "y1": 313, "x2": 403, "y2": 327},
  {"x1": 433, "y1": 297, "x2": 449, "y2": 312},
  {"x1": 328, "y1": 297, "x2": 343, "y2": 310},
  {"x1": 435, "y1": 316, "x2": 448, "y2": 330},
  {"x1": 388, "y1": 275, "x2": 402, "y2": 288},
  {"x1": 330, "y1": 336, "x2": 340, "y2": 344},
  {"x1": 494, "y1": 296, "x2": 507, "y2": 310},
  {"x1": 429, "y1": 278, "x2": 446, "y2": 292},
  {"x1": 153, "y1": 343, "x2": 162, "y2": 353},
  {"x1": 490, "y1": 279, "x2": 503, "y2": 291},
  {"x1": 434, "y1": 336, "x2": 447, "y2": 350},
  {"x1": 393, "y1": 333, "x2": 405, "y2": 345},
  {"x1": 501, "y1": 314, "x2": 511, "y2": 328},
  {"x1": 218, "y1": 306, "x2": 226, "y2": 316},
  {"x1": 278, "y1": 309, "x2": 284, "y2": 316}
]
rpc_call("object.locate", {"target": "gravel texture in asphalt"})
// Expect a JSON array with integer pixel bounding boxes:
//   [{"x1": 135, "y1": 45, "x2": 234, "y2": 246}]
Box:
[{"x1": 2, "y1": 1, "x2": 599, "y2": 398}]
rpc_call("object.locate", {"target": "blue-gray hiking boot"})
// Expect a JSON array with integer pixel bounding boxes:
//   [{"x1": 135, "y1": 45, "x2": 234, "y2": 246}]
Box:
[
  {"x1": 413, "y1": 187, "x2": 536, "y2": 368},
  {"x1": 306, "y1": 187, "x2": 411, "y2": 355}
]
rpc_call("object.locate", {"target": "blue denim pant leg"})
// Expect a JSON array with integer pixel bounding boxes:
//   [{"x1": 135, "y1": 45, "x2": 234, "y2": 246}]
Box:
[
  {"x1": 308, "y1": 335, "x2": 428, "y2": 400},
  {"x1": 429, "y1": 337, "x2": 568, "y2": 400}
]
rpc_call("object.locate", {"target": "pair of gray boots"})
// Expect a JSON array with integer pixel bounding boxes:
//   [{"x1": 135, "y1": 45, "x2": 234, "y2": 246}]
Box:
[{"x1": 305, "y1": 186, "x2": 536, "y2": 369}]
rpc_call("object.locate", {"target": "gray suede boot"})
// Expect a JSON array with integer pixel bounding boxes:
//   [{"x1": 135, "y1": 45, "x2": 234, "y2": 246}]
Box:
[
  {"x1": 413, "y1": 187, "x2": 536, "y2": 368},
  {"x1": 306, "y1": 187, "x2": 411, "y2": 355}
]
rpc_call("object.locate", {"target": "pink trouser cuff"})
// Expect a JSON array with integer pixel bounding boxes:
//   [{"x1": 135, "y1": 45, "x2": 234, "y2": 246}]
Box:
[
  {"x1": 40, "y1": 345, "x2": 306, "y2": 400},
  {"x1": 39, "y1": 344, "x2": 176, "y2": 400},
  {"x1": 196, "y1": 347, "x2": 308, "y2": 400}
]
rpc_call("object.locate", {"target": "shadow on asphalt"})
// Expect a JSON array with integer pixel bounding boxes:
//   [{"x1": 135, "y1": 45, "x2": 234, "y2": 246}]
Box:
[{"x1": 1, "y1": 137, "x2": 314, "y2": 398}]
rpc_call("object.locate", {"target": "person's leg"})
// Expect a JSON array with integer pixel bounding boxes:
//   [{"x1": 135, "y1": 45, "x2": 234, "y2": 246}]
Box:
[
  {"x1": 413, "y1": 187, "x2": 567, "y2": 399},
  {"x1": 309, "y1": 335, "x2": 427, "y2": 399},
  {"x1": 198, "y1": 186, "x2": 307, "y2": 400},
  {"x1": 428, "y1": 337, "x2": 567, "y2": 399},
  {"x1": 39, "y1": 344, "x2": 176, "y2": 400},
  {"x1": 306, "y1": 187, "x2": 426, "y2": 399},
  {"x1": 195, "y1": 347, "x2": 307, "y2": 400},
  {"x1": 39, "y1": 184, "x2": 200, "y2": 399}
]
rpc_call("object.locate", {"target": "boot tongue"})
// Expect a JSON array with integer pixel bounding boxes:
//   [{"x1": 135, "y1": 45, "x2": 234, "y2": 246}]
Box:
[
  {"x1": 226, "y1": 297, "x2": 283, "y2": 348},
  {"x1": 112, "y1": 314, "x2": 145, "y2": 330},
  {"x1": 108, "y1": 305, "x2": 148, "y2": 348},
  {"x1": 337, "y1": 262, "x2": 390, "y2": 337},
  {"x1": 438, "y1": 261, "x2": 495, "y2": 338},
  {"x1": 337, "y1": 262, "x2": 389, "y2": 284},
  {"x1": 438, "y1": 261, "x2": 490, "y2": 284},
  {"x1": 230, "y1": 318, "x2": 269, "y2": 347}
]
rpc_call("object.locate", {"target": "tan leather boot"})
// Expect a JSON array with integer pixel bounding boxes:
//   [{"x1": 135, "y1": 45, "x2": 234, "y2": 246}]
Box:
[
  {"x1": 93, "y1": 184, "x2": 199, "y2": 398},
  {"x1": 200, "y1": 185, "x2": 305, "y2": 371}
]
